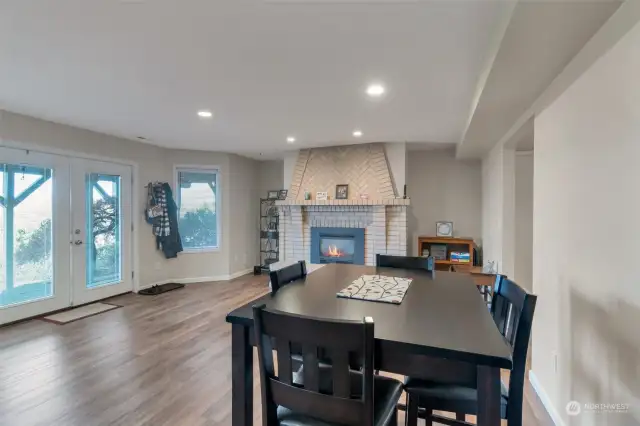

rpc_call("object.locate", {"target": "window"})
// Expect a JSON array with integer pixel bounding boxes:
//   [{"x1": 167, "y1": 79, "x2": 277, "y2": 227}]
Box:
[{"x1": 176, "y1": 168, "x2": 219, "y2": 251}]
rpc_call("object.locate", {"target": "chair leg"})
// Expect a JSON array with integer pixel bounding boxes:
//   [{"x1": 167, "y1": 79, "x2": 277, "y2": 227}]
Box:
[
  {"x1": 456, "y1": 412, "x2": 465, "y2": 421},
  {"x1": 422, "y1": 406, "x2": 433, "y2": 426},
  {"x1": 405, "y1": 394, "x2": 418, "y2": 426}
]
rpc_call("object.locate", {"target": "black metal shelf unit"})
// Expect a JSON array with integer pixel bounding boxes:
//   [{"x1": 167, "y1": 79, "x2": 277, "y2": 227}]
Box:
[{"x1": 257, "y1": 198, "x2": 279, "y2": 273}]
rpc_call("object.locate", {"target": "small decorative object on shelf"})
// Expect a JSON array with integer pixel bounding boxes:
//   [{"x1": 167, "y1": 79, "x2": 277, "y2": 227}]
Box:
[
  {"x1": 450, "y1": 252, "x2": 470, "y2": 263},
  {"x1": 483, "y1": 261, "x2": 497, "y2": 274},
  {"x1": 267, "y1": 190, "x2": 279, "y2": 200},
  {"x1": 430, "y1": 244, "x2": 447, "y2": 260},
  {"x1": 335, "y1": 184, "x2": 348, "y2": 200},
  {"x1": 316, "y1": 191, "x2": 328, "y2": 201},
  {"x1": 304, "y1": 191, "x2": 311, "y2": 200},
  {"x1": 278, "y1": 189, "x2": 288, "y2": 200},
  {"x1": 360, "y1": 193, "x2": 369, "y2": 200},
  {"x1": 436, "y1": 221, "x2": 453, "y2": 237}
]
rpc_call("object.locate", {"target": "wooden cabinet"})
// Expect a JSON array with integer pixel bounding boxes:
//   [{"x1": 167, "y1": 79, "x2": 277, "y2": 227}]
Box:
[{"x1": 417, "y1": 236, "x2": 476, "y2": 271}]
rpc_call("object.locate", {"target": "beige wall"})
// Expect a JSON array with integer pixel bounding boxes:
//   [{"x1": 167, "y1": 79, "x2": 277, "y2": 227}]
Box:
[
  {"x1": 482, "y1": 144, "x2": 503, "y2": 271},
  {"x1": 283, "y1": 151, "x2": 297, "y2": 190},
  {"x1": 258, "y1": 159, "x2": 284, "y2": 199},
  {"x1": 481, "y1": 142, "x2": 515, "y2": 275},
  {"x1": 0, "y1": 110, "x2": 259, "y2": 286},
  {"x1": 229, "y1": 154, "x2": 260, "y2": 272},
  {"x1": 533, "y1": 19, "x2": 640, "y2": 426},
  {"x1": 406, "y1": 150, "x2": 482, "y2": 255},
  {"x1": 514, "y1": 152, "x2": 533, "y2": 292}
]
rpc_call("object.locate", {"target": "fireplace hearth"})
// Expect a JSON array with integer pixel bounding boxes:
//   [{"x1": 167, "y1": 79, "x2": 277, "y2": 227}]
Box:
[{"x1": 311, "y1": 227, "x2": 365, "y2": 265}]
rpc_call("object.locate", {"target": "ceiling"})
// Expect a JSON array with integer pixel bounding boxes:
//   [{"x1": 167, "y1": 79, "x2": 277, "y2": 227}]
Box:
[{"x1": 0, "y1": 1, "x2": 621, "y2": 159}]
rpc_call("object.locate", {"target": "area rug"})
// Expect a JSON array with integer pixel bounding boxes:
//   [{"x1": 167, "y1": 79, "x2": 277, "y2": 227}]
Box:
[
  {"x1": 42, "y1": 302, "x2": 122, "y2": 325},
  {"x1": 337, "y1": 275, "x2": 413, "y2": 304}
]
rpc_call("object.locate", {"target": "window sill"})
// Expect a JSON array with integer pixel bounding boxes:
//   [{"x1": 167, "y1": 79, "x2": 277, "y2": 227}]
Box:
[{"x1": 182, "y1": 247, "x2": 221, "y2": 254}]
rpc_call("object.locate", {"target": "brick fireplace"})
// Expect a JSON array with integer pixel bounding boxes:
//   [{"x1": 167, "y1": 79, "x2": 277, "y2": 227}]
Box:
[
  {"x1": 277, "y1": 202, "x2": 408, "y2": 266},
  {"x1": 275, "y1": 143, "x2": 409, "y2": 267}
]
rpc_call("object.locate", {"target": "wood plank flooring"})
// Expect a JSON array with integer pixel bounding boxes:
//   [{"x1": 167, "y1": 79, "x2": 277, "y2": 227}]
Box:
[{"x1": 0, "y1": 274, "x2": 554, "y2": 426}]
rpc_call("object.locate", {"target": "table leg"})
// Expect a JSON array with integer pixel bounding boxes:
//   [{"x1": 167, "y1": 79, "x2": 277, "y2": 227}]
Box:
[
  {"x1": 477, "y1": 365, "x2": 501, "y2": 426},
  {"x1": 232, "y1": 324, "x2": 253, "y2": 426}
]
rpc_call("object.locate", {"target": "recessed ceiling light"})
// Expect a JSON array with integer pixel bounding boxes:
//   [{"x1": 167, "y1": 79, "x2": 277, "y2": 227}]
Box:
[
  {"x1": 366, "y1": 83, "x2": 386, "y2": 97},
  {"x1": 197, "y1": 110, "x2": 213, "y2": 118},
  {"x1": 286, "y1": 136, "x2": 296, "y2": 143},
  {"x1": 353, "y1": 130, "x2": 363, "y2": 137}
]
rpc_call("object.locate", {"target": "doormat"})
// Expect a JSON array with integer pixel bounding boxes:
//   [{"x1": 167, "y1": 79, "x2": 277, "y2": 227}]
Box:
[
  {"x1": 42, "y1": 302, "x2": 122, "y2": 325},
  {"x1": 337, "y1": 275, "x2": 413, "y2": 304},
  {"x1": 138, "y1": 282, "x2": 185, "y2": 296}
]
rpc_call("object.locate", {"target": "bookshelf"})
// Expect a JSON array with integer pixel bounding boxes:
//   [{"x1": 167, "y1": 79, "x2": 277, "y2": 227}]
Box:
[{"x1": 417, "y1": 236, "x2": 476, "y2": 271}]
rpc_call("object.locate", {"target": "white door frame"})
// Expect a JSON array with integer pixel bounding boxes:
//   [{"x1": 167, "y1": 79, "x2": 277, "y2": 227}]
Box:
[
  {"x1": 0, "y1": 147, "x2": 72, "y2": 324},
  {"x1": 0, "y1": 139, "x2": 141, "y2": 293},
  {"x1": 70, "y1": 158, "x2": 133, "y2": 305}
]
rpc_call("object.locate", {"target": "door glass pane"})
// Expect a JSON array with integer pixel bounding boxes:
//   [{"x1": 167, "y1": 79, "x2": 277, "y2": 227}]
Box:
[
  {"x1": 1, "y1": 164, "x2": 53, "y2": 308},
  {"x1": 86, "y1": 174, "x2": 121, "y2": 288}
]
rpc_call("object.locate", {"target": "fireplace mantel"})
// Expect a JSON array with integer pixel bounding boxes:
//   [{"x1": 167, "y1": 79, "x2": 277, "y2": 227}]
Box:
[{"x1": 275, "y1": 198, "x2": 410, "y2": 207}]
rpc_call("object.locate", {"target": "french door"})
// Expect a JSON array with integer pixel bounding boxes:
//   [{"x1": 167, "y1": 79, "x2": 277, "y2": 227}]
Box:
[
  {"x1": 70, "y1": 158, "x2": 132, "y2": 305},
  {"x1": 0, "y1": 147, "x2": 132, "y2": 325}
]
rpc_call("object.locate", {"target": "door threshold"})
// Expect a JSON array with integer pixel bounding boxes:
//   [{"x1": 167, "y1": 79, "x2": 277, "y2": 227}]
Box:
[{"x1": 0, "y1": 292, "x2": 132, "y2": 328}]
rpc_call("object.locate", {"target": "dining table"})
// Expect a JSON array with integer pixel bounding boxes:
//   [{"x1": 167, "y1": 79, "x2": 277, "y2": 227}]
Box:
[{"x1": 225, "y1": 263, "x2": 513, "y2": 426}]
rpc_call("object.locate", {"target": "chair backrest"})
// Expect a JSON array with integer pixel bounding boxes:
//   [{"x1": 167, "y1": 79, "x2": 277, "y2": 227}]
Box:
[
  {"x1": 490, "y1": 278, "x2": 537, "y2": 424},
  {"x1": 269, "y1": 260, "x2": 307, "y2": 294},
  {"x1": 253, "y1": 305, "x2": 375, "y2": 426},
  {"x1": 376, "y1": 254, "x2": 434, "y2": 271},
  {"x1": 482, "y1": 273, "x2": 505, "y2": 306}
]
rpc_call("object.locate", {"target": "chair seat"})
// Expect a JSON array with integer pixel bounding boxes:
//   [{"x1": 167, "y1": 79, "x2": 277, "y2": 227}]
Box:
[
  {"x1": 404, "y1": 377, "x2": 508, "y2": 419},
  {"x1": 277, "y1": 366, "x2": 403, "y2": 426}
]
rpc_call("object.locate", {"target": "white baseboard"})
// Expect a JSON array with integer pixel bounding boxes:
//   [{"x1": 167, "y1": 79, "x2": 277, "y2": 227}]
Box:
[
  {"x1": 529, "y1": 371, "x2": 566, "y2": 426},
  {"x1": 226, "y1": 268, "x2": 254, "y2": 280},
  {"x1": 138, "y1": 268, "x2": 254, "y2": 292}
]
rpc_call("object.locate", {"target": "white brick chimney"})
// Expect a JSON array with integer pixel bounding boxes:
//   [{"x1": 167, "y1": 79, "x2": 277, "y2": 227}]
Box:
[{"x1": 276, "y1": 143, "x2": 409, "y2": 266}]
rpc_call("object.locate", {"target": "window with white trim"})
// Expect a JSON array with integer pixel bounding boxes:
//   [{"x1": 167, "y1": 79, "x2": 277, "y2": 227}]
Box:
[{"x1": 176, "y1": 168, "x2": 219, "y2": 251}]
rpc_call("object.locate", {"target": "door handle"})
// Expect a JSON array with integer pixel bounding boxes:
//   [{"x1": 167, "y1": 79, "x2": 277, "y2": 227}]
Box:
[{"x1": 74, "y1": 240, "x2": 83, "y2": 245}]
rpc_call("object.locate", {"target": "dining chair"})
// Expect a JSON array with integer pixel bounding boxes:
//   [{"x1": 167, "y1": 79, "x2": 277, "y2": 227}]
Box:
[
  {"x1": 404, "y1": 278, "x2": 537, "y2": 426},
  {"x1": 252, "y1": 305, "x2": 404, "y2": 426},
  {"x1": 269, "y1": 260, "x2": 307, "y2": 294},
  {"x1": 376, "y1": 254, "x2": 434, "y2": 272}
]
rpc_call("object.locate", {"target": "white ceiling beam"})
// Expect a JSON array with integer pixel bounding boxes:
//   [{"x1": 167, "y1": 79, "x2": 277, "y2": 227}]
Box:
[
  {"x1": 495, "y1": 0, "x2": 640, "y2": 151},
  {"x1": 458, "y1": 0, "x2": 520, "y2": 146}
]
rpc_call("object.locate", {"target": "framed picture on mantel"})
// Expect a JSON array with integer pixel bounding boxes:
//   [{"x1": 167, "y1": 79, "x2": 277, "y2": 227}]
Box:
[{"x1": 335, "y1": 184, "x2": 349, "y2": 200}]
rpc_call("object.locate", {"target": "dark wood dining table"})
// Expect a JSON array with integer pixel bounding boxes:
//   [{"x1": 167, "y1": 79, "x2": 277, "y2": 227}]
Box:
[{"x1": 225, "y1": 264, "x2": 513, "y2": 426}]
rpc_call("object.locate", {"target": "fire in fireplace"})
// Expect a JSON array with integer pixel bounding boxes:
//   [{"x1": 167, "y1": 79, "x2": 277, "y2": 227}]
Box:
[
  {"x1": 320, "y1": 237, "x2": 355, "y2": 260},
  {"x1": 311, "y1": 227, "x2": 365, "y2": 265}
]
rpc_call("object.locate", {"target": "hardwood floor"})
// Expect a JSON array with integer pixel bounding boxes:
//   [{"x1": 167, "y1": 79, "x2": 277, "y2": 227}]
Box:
[{"x1": 0, "y1": 274, "x2": 554, "y2": 426}]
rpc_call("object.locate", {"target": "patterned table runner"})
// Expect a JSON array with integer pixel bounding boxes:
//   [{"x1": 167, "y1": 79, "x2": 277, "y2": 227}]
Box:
[{"x1": 337, "y1": 275, "x2": 413, "y2": 304}]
